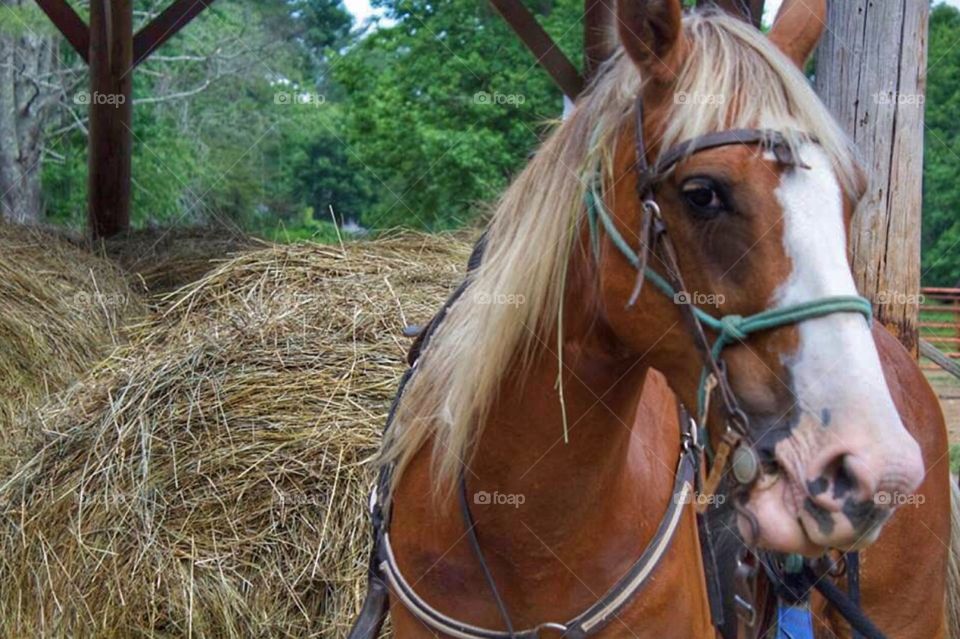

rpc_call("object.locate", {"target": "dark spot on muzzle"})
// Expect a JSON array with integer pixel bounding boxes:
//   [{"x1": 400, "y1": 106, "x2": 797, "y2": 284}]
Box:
[
  {"x1": 803, "y1": 498, "x2": 835, "y2": 537},
  {"x1": 820, "y1": 408, "x2": 831, "y2": 427},
  {"x1": 842, "y1": 497, "x2": 888, "y2": 534},
  {"x1": 807, "y1": 476, "x2": 829, "y2": 497}
]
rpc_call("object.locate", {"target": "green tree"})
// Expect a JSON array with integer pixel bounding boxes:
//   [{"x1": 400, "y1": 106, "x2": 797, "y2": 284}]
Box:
[
  {"x1": 334, "y1": 0, "x2": 582, "y2": 229},
  {"x1": 922, "y1": 3, "x2": 960, "y2": 285}
]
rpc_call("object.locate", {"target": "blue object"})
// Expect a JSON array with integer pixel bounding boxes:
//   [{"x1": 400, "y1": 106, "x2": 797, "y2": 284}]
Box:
[{"x1": 777, "y1": 604, "x2": 815, "y2": 639}]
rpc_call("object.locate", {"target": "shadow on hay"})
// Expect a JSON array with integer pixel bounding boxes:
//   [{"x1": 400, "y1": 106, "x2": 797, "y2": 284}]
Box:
[{"x1": 101, "y1": 224, "x2": 267, "y2": 297}]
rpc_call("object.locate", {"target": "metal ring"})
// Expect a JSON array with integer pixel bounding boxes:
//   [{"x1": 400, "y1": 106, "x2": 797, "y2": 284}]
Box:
[{"x1": 642, "y1": 199, "x2": 662, "y2": 219}]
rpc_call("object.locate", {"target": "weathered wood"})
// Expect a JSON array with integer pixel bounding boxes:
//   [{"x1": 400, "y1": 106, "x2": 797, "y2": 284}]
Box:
[
  {"x1": 133, "y1": 0, "x2": 217, "y2": 67},
  {"x1": 488, "y1": 0, "x2": 583, "y2": 99},
  {"x1": 88, "y1": 0, "x2": 133, "y2": 238},
  {"x1": 920, "y1": 340, "x2": 960, "y2": 381},
  {"x1": 33, "y1": 0, "x2": 89, "y2": 62},
  {"x1": 697, "y1": 0, "x2": 764, "y2": 28},
  {"x1": 815, "y1": 2, "x2": 929, "y2": 355}
]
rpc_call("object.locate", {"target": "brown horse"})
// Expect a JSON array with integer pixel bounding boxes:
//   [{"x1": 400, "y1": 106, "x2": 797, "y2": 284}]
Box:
[{"x1": 376, "y1": 1, "x2": 953, "y2": 636}]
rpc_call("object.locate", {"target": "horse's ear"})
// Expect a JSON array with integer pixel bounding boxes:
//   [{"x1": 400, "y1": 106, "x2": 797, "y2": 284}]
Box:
[
  {"x1": 768, "y1": 0, "x2": 826, "y2": 69},
  {"x1": 616, "y1": 0, "x2": 686, "y2": 83}
]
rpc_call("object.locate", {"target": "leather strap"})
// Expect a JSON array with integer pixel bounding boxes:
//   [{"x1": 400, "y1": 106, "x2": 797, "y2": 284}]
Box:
[{"x1": 378, "y1": 437, "x2": 698, "y2": 639}]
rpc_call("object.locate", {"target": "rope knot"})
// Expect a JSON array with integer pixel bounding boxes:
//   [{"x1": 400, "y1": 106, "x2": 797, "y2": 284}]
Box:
[{"x1": 719, "y1": 315, "x2": 747, "y2": 342}]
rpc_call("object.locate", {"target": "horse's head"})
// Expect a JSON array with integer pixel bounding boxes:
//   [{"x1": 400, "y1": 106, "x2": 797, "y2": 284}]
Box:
[{"x1": 597, "y1": 0, "x2": 924, "y2": 554}]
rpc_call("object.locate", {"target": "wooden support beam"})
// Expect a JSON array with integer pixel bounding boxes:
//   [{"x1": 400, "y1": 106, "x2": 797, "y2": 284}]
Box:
[
  {"x1": 33, "y1": 0, "x2": 89, "y2": 62},
  {"x1": 488, "y1": 0, "x2": 583, "y2": 99},
  {"x1": 88, "y1": 0, "x2": 133, "y2": 239},
  {"x1": 133, "y1": 0, "x2": 217, "y2": 67},
  {"x1": 815, "y1": 2, "x2": 929, "y2": 355},
  {"x1": 697, "y1": 0, "x2": 765, "y2": 28}
]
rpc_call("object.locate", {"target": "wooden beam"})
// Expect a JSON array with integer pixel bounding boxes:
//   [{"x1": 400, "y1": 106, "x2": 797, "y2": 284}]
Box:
[
  {"x1": 88, "y1": 0, "x2": 133, "y2": 239},
  {"x1": 33, "y1": 0, "x2": 89, "y2": 63},
  {"x1": 815, "y1": 1, "x2": 929, "y2": 355},
  {"x1": 488, "y1": 0, "x2": 583, "y2": 99},
  {"x1": 697, "y1": 0, "x2": 765, "y2": 28},
  {"x1": 133, "y1": 0, "x2": 217, "y2": 67}
]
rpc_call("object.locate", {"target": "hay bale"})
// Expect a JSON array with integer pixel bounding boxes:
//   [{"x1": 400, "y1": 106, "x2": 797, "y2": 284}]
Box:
[
  {"x1": 0, "y1": 233, "x2": 471, "y2": 638},
  {"x1": 103, "y1": 225, "x2": 266, "y2": 296},
  {"x1": 0, "y1": 223, "x2": 144, "y2": 469}
]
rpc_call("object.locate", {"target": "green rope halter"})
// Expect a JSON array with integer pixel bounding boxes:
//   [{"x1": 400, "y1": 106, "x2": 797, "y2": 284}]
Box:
[{"x1": 584, "y1": 182, "x2": 874, "y2": 426}]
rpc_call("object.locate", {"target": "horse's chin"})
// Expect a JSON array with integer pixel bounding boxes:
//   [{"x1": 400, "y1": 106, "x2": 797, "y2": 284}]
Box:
[{"x1": 735, "y1": 473, "x2": 888, "y2": 556}]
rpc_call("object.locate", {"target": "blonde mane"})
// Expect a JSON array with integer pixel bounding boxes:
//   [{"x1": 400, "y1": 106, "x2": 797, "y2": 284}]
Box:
[{"x1": 381, "y1": 10, "x2": 861, "y2": 496}]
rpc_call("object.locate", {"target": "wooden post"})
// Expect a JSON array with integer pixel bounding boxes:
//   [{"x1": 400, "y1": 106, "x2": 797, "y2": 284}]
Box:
[
  {"x1": 814, "y1": 2, "x2": 929, "y2": 355},
  {"x1": 87, "y1": 0, "x2": 133, "y2": 239}
]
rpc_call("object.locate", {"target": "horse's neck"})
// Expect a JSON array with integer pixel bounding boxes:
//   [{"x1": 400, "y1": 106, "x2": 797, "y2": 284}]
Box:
[
  {"x1": 469, "y1": 341, "x2": 654, "y2": 543},
  {"x1": 389, "y1": 334, "x2": 712, "y2": 635}
]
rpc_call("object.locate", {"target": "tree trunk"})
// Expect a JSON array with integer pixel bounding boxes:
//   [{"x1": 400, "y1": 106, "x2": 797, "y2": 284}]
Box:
[
  {"x1": 814, "y1": 1, "x2": 929, "y2": 355},
  {"x1": 0, "y1": 0, "x2": 59, "y2": 224}
]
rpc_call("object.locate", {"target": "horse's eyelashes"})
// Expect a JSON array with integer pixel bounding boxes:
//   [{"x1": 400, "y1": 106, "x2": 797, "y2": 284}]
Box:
[{"x1": 680, "y1": 177, "x2": 728, "y2": 218}]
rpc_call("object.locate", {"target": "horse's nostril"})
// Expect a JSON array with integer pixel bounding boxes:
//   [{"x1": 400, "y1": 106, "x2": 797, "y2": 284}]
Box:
[
  {"x1": 808, "y1": 453, "x2": 878, "y2": 511},
  {"x1": 833, "y1": 457, "x2": 856, "y2": 499}
]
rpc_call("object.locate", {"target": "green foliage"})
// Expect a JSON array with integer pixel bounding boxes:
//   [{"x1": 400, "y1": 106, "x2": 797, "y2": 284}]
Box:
[
  {"x1": 35, "y1": 0, "x2": 960, "y2": 250},
  {"x1": 923, "y1": 3, "x2": 960, "y2": 286},
  {"x1": 333, "y1": 0, "x2": 581, "y2": 229},
  {"x1": 0, "y1": 2, "x2": 58, "y2": 37}
]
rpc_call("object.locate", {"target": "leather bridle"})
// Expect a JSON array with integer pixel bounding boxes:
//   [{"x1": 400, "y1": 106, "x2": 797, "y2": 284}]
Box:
[
  {"x1": 348, "y1": 94, "x2": 883, "y2": 639},
  {"x1": 586, "y1": 96, "x2": 873, "y2": 505}
]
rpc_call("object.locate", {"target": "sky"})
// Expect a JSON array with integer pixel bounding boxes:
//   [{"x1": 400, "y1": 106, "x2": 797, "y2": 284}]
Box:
[{"x1": 343, "y1": 0, "x2": 383, "y2": 25}]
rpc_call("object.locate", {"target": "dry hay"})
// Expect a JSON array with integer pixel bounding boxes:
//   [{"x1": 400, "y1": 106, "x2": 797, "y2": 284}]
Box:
[
  {"x1": 0, "y1": 223, "x2": 143, "y2": 470},
  {"x1": 0, "y1": 233, "x2": 471, "y2": 638},
  {"x1": 103, "y1": 225, "x2": 266, "y2": 296}
]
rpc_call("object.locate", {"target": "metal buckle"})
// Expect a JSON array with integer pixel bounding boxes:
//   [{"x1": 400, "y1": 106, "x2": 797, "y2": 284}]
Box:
[{"x1": 734, "y1": 549, "x2": 760, "y2": 627}]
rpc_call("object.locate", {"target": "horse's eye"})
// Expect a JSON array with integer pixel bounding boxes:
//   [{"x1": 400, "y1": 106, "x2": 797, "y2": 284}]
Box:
[{"x1": 681, "y1": 178, "x2": 726, "y2": 217}]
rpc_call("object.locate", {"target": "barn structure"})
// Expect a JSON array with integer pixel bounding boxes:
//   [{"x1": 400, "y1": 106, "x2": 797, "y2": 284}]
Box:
[{"x1": 31, "y1": 0, "x2": 926, "y2": 350}]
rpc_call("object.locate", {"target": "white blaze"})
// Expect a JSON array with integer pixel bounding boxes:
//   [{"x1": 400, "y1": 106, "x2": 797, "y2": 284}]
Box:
[{"x1": 772, "y1": 143, "x2": 919, "y2": 488}]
